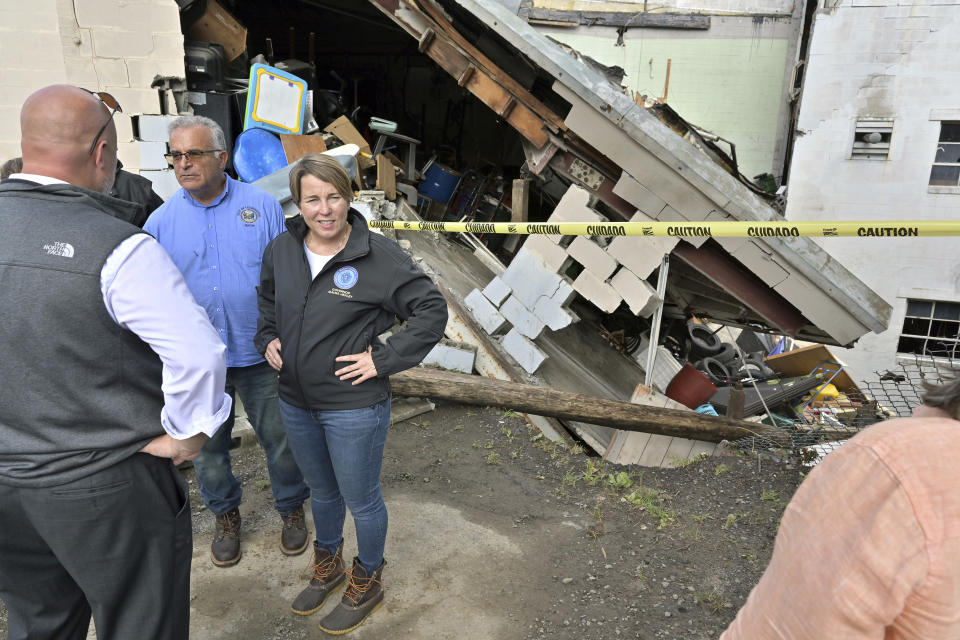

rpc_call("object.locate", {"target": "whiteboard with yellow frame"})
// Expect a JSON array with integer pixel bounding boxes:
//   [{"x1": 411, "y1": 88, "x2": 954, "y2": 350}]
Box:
[{"x1": 243, "y1": 63, "x2": 307, "y2": 135}]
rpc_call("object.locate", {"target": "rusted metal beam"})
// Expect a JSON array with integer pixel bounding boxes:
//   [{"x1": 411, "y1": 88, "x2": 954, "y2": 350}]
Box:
[{"x1": 671, "y1": 242, "x2": 808, "y2": 336}]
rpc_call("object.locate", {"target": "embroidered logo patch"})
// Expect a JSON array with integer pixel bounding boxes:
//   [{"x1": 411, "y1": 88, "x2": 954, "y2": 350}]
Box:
[
  {"x1": 333, "y1": 266, "x2": 359, "y2": 290},
  {"x1": 239, "y1": 207, "x2": 260, "y2": 225},
  {"x1": 43, "y1": 241, "x2": 75, "y2": 258}
]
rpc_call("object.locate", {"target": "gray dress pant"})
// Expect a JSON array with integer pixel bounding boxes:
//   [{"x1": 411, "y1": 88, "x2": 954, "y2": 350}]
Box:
[{"x1": 0, "y1": 453, "x2": 192, "y2": 640}]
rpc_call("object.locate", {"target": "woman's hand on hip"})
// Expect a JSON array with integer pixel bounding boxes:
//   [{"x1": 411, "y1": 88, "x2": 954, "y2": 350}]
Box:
[
  {"x1": 265, "y1": 338, "x2": 283, "y2": 371},
  {"x1": 335, "y1": 347, "x2": 379, "y2": 385}
]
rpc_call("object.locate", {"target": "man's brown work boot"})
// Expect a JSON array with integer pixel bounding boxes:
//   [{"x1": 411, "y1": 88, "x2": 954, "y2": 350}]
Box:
[
  {"x1": 290, "y1": 541, "x2": 346, "y2": 615},
  {"x1": 317, "y1": 557, "x2": 386, "y2": 635},
  {"x1": 280, "y1": 505, "x2": 310, "y2": 555},
  {"x1": 211, "y1": 508, "x2": 242, "y2": 567}
]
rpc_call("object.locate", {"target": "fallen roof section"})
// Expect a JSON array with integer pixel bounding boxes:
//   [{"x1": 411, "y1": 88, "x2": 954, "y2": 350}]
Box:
[{"x1": 370, "y1": 0, "x2": 890, "y2": 346}]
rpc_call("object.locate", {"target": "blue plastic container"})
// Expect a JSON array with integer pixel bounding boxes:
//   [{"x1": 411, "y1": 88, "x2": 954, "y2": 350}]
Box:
[
  {"x1": 417, "y1": 163, "x2": 461, "y2": 205},
  {"x1": 233, "y1": 128, "x2": 288, "y2": 183}
]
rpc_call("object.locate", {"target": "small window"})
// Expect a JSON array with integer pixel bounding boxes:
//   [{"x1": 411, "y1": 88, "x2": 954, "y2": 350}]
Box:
[
  {"x1": 897, "y1": 298, "x2": 960, "y2": 358},
  {"x1": 851, "y1": 118, "x2": 893, "y2": 160},
  {"x1": 929, "y1": 122, "x2": 960, "y2": 187}
]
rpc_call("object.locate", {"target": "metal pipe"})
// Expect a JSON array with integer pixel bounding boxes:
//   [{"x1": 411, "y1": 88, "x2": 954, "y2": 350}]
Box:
[{"x1": 644, "y1": 254, "x2": 671, "y2": 387}]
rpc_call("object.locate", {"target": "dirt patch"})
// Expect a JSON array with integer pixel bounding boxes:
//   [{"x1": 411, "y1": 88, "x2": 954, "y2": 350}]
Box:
[{"x1": 0, "y1": 402, "x2": 804, "y2": 639}]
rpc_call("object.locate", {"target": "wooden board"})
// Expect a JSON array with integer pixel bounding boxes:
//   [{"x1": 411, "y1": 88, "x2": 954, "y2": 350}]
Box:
[
  {"x1": 764, "y1": 344, "x2": 862, "y2": 395},
  {"x1": 376, "y1": 154, "x2": 396, "y2": 201},
  {"x1": 279, "y1": 134, "x2": 327, "y2": 164},
  {"x1": 323, "y1": 116, "x2": 374, "y2": 169}
]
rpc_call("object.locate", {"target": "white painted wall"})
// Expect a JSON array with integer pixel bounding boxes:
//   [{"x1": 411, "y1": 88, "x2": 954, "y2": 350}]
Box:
[
  {"x1": 784, "y1": 0, "x2": 960, "y2": 383},
  {"x1": 0, "y1": 0, "x2": 184, "y2": 170},
  {"x1": 534, "y1": 0, "x2": 795, "y2": 15},
  {"x1": 536, "y1": 12, "x2": 804, "y2": 179}
]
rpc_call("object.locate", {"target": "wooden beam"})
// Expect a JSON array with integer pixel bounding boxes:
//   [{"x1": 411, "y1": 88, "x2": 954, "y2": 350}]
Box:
[
  {"x1": 524, "y1": 9, "x2": 711, "y2": 30},
  {"x1": 390, "y1": 368, "x2": 848, "y2": 446}
]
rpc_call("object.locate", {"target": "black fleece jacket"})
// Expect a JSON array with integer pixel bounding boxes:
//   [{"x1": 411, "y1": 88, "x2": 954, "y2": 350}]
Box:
[{"x1": 255, "y1": 209, "x2": 447, "y2": 410}]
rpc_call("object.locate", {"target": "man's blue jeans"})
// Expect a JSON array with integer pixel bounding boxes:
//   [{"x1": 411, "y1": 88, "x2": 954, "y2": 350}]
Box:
[
  {"x1": 278, "y1": 398, "x2": 391, "y2": 574},
  {"x1": 193, "y1": 362, "x2": 309, "y2": 516}
]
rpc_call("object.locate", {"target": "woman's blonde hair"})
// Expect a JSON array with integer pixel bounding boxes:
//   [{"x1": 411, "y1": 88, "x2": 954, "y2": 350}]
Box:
[{"x1": 288, "y1": 153, "x2": 353, "y2": 205}]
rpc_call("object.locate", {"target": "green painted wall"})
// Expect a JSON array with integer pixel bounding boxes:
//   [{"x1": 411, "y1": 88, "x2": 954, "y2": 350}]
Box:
[{"x1": 545, "y1": 30, "x2": 791, "y2": 180}]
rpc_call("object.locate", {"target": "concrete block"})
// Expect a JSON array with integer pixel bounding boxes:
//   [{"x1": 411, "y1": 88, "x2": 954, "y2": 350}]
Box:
[
  {"x1": 501, "y1": 249, "x2": 564, "y2": 310},
  {"x1": 62, "y1": 56, "x2": 99, "y2": 85},
  {"x1": 0, "y1": 32, "x2": 63, "y2": 69},
  {"x1": 117, "y1": 142, "x2": 140, "y2": 171},
  {"x1": 127, "y1": 58, "x2": 185, "y2": 87},
  {"x1": 115, "y1": 114, "x2": 134, "y2": 144},
  {"x1": 421, "y1": 339, "x2": 476, "y2": 374},
  {"x1": 610, "y1": 267, "x2": 661, "y2": 317},
  {"x1": 730, "y1": 241, "x2": 790, "y2": 287},
  {"x1": 613, "y1": 172, "x2": 667, "y2": 217},
  {"x1": 500, "y1": 295, "x2": 546, "y2": 340},
  {"x1": 545, "y1": 183, "x2": 604, "y2": 243},
  {"x1": 95, "y1": 58, "x2": 130, "y2": 87},
  {"x1": 137, "y1": 140, "x2": 168, "y2": 170},
  {"x1": 567, "y1": 236, "x2": 617, "y2": 280},
  {"x1": 657, "y1": 206, "x2": 709, "y2": 248},
  {"x1": 152, "y1": 33, "x2": 186, "y2": 61},
  {"x1": 533, "y1": 296, "x2": 579, "y2": 331},
  {"x1": 76, "y1": 0, "x2": 181, "y2": 33},
  {"x1": 0, "y1": 6, "x2": 58, "y2": 32},
  {"x1": 464, "y1": 288, "x2": 508, "y2": 335},
  {"x1": 103, "y1": 87, "x2": 162, "y2": 115},
  {"x1": 91, "y1": 28, "x2": 154, "y2": 58},
  {"x1": 572, "y1": 270, "x2": 622, "y2": 314},
  {"x1": 481, "y1": 276, "x2": 511, "y2": 307},
  {"x1": 140, "y1": 169, "x2": 179, "y2": 201},
  {"x1": 550, "y1": 278, "x2": 576, "y2": 305},
  {"x1": 502, "y1": 328, "x2": 548, "y2": 374},
  {"x1": 606, "y1": 235, "x2": 671, "y2": 280},
  {"x1": 136, "y1": 115, "x2": 179, "y2": 142},
  {"x1": 521, "y1": 234, "x2": 571, "y2": 273}
]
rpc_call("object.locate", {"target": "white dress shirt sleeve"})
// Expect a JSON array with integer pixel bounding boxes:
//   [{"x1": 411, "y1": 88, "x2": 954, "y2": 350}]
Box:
[{"x1": 100, "y1": 234, "x2": 232, "y2": 439}]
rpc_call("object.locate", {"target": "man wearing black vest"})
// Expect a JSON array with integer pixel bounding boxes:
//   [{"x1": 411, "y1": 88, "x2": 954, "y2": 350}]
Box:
[{"x1": 0, "y1": 85, "x2": 232, "y2": 639}]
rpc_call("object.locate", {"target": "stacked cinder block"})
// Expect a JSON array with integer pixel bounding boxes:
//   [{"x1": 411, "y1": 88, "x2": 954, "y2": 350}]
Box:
[{"x1": 462, "y1": 184, "x2": 675, "y2": 375}]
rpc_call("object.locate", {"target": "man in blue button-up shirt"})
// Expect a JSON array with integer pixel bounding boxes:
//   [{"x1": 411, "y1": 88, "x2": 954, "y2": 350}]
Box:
[{"x1": 145, "y1": 116, "x2": 309, "y2": 567}]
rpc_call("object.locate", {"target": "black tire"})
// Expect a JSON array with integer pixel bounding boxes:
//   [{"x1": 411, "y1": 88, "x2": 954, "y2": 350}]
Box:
[
  {"x1": 687, "y1": 322, "x2": 722, "y2": 357},
  {"x1": 695, "y1": 357, "x2": 730, "y2": 383},
  {"x1": 737, "y1": 358, "x2": 774, "y2": 379},
  {"x1": 713, "y1": 342, "x2": 738, "y2": 364}
]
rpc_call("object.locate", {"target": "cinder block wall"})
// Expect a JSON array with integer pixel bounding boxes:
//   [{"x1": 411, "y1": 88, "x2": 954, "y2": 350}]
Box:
[{"x1": 0, "y1": 0, "x2": 185, "y2": 169}]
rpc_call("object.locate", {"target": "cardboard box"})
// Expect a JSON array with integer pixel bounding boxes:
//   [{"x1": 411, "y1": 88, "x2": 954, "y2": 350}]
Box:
[
  {"x1": 323, "y1": 116, "x2": 374, "y2": 170},
  {"x1": 764, "y1": 344, "x2": 862, "y2": 397},
  {"x1": 183, "y1": 0, "x2": 248, "y2": 62}
]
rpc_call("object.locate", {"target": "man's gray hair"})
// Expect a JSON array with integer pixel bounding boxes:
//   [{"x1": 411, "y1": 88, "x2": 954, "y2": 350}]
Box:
[
  {"x1": 922, "y1": 376, "x2": 960, "y2": 420},
  {"x1": 168, "y1": 115, "x2": 227, "y2": 152}
]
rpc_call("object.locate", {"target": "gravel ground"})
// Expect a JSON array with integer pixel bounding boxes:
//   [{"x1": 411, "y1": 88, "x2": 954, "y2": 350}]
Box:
[{"x1": 0, "y1": 401, "x2": 805, "y2": 639}]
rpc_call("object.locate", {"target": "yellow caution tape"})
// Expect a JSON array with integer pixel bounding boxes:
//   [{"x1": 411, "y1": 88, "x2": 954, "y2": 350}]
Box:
[{"x1": 368, "y1": 219, "x2": 960, "y2": 237}]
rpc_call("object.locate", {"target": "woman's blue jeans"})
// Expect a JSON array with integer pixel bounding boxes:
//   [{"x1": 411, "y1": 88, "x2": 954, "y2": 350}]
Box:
[{"x1": 278, "y1": 398, "x2": 391, "y2": 574}]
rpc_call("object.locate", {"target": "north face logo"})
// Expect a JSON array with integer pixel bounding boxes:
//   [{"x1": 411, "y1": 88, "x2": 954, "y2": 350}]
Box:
[{"x1": 43, "y1": 242, "x2": 75, "y2": 258}]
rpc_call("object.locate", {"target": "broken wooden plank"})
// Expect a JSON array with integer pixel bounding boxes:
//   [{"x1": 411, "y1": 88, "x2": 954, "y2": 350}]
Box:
[
  {"x1": 389, "y1": 368, "x2": 838, "y2": 446},
  {"x1": 376, "y1": 154, "x2": 397, "y2": 200},
  {"x1": 279, "y1": 133, "x2": 327, "y2": 164},
  {"x1": 523, "y1": 8, "x2": 711, "y2": 30}
]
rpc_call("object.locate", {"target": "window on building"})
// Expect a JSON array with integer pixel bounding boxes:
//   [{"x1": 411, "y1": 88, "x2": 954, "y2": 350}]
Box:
[
  {"x1": 851, "y1": 118, "x2": 892, "y2": 159},
  {"x1": 897, "y1": 299, "x2": 960, "y2": 358},
  {"x1": 929, "y1": 122, "x2": 960, "y2": 187}
]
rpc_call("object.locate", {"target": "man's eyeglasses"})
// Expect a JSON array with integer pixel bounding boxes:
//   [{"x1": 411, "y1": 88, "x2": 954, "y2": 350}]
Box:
[
  {"x1": 164, "y1": 149, "x2": 224, "y2": 166},
  {"x1": 83, "y1": 90, "x2": 122, "y2": 156}
]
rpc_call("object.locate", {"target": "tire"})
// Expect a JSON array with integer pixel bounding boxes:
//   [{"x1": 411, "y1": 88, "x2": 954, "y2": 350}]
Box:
[
  {"x1": 695, "y1": 357, "x2": 730, "y2": 383},
  {"x1": 687, "y1": 322, "x2": 722, "y2": 357},
  {"x1": 713, "y1": 342, "x2": 738, "y2": 364},
  {"x1": 737, "y1": 358, "x2": 774, "y2": 380}
]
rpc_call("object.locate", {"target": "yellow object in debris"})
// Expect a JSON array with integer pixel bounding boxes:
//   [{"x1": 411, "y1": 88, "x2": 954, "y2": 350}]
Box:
[{"x1": 368, "y1": 219, "x2": 960, "y2": 237}]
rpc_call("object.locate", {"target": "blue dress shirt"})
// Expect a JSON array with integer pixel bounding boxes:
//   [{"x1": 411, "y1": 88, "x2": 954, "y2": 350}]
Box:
[{"x1": 145, "y1": 176, "x2": 286, "y2": 367}]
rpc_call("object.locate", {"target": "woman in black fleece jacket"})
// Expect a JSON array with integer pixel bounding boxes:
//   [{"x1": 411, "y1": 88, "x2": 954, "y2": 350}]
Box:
[{"x1": 255, "y1": 154, "x2": 447, "y2": 633}]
